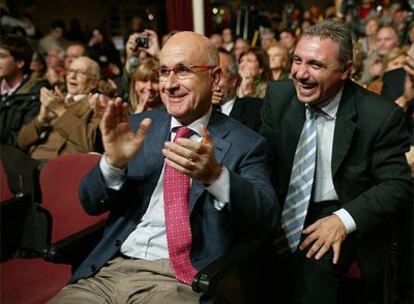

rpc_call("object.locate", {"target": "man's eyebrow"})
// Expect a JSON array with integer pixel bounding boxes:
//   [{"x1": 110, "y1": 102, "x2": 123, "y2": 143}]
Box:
[{"x1": 308, "y1": 59, "x2": 327, "y2": 67}]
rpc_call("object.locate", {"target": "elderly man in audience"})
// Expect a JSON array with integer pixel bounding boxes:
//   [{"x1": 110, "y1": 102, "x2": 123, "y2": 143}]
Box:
[
  {"x1": 212, "y1": 47, "x2": 263, "y2": 132},
  {"x1": 17, "y1": 56, "x2": 102, "y2": 159},
  {"x1": 49, "y1": 31, "x2": 278, "y2": 304},
  {"x1": 0, "y1": 35, "x2": 48, "y2": 146}
]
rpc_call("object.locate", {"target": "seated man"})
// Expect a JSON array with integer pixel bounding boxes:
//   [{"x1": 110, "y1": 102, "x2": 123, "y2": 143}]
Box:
[
  {"x1": 212, "y1": 47, "x2": 263, "y2": 132},
  {"x1": 50, "y1": 31, "x2": 279, "y2": 303},
  {"x1": 0, "y1": 35, "x2": 49, "y2": 146},
  {"x1": 17, "y1": 56, "x2": 101, "y2": 159}
]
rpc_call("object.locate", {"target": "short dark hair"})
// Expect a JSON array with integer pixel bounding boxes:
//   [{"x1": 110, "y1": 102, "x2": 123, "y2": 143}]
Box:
[
  {"x1": 240, "y1": 47, "x2": 272, "y2": 82},
  {"x1": 50, "y1": 19, "x2": 66, "y2": 31},
  {"x1": 0, "y1": 35, "x2": 33, "y2": 74}
]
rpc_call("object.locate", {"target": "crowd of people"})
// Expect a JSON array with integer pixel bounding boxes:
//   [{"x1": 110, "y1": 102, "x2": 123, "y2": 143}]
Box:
[{"x1": 1, "y1": 1, "x2": 413, "y2": 303}]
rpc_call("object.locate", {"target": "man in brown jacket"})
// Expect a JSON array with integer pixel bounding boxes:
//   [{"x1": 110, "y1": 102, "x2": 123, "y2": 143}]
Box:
[{"x1": 17, "y1": 56, "x2": 101, "y2": 159}]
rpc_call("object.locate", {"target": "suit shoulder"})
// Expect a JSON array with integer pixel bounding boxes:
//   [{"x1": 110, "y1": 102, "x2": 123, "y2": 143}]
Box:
[
  {"x1": 129, "y1": 107, "x2": 168, "y2": 125},
  {"x1": 223, "y1": 114, "x2": 265, "y2": 142}
]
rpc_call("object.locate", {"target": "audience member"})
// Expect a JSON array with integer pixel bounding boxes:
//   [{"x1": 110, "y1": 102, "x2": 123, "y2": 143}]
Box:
[
  {"x1": 209, "y1": 33, "x2": 223, "y2": 48},
  {"x1": 279, "y1": 28, "x2": 297, "y2": 55},
  {"x1": 267, "y1": 43, "x2": 290, "y2": 81},
  {"x1": 49, "y1": 31, "x2": 278, "y2": 304},
  {"x1": 17, "y1": 56, "x2": 101, "y2": 159},
  {"x1": 64, "y1": 43, "x2": 86, "y2": 70},
  {"x1": 45, "y1": 46, "x2": 65, "y2": 87},
  {"x1": 260, "y1": 29, "x2": 276, "y2": 51},
  {"x1": 128, "y1": 57, "x2": 162, "y2": 113},
  {"x1": 261, "y1": 20, "x2": 412, "y2": 304},
  {"x1": 38, "y1": 19, "x2": 67, "y2": 55},
  {"x1": 0, "y1": 35, "x2": 48, "y2": 146},
  {"x1": 238, "y1": 47, "x2": 272, "y2": 98},
  {"x1": 212, "y1": 48, "x2": 263, "y2": 131},
  {"x1": 221, "y1": 27, "x2": 234, "y2": 52},
  {"x1": 234, "y1": 37, "x2": 249, "y2": 60}
]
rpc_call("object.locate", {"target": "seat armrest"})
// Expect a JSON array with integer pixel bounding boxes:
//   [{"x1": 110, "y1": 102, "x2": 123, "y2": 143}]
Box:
[
  {"x1": 192, "y1": 238, "x2": 263, "y2": 296},
  {"x1": 43, "y1": 220, "x2": 106, "y2": 267}
]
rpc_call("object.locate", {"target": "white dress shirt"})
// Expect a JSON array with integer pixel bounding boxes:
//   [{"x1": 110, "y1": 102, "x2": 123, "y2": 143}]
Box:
[
  {"x1": 100, "y1": 109, "x2": 230, "y2": 260},
  {"x1": 220, "y1": 97, "x2": 236, "y2": 116},
  {"x1": 311, "y1": 88, "x2": 357, "y2": 234}
]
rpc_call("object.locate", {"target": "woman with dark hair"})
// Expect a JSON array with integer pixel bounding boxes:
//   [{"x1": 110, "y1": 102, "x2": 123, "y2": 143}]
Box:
[
  {"x1": 128, "y1": 57, "x2": 162, "y2": 113},
  {"x1": 237, "y1": 47, "x2": 272, "y2": 98}
]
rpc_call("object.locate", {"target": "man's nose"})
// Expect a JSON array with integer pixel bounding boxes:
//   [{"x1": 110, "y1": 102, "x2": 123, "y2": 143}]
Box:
[
  {"x1": 164, "y1": 72, "x2": 180, "y2": 90},
  {"x1": 294, "y1": 64, "x2": 309, "y2": 80}
]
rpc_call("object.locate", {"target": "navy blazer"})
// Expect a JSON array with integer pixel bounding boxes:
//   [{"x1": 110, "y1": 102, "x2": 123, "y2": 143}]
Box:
[{"x1": 71, "y1": 108, "x2": 279, "y2": 300}]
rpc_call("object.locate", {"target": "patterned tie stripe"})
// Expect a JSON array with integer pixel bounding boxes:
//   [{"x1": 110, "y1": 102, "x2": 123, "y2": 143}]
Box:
[
  {"x1": 163, "y1": 126, "x2": 197, "y2": 285},
  {"x1": 275, "y1": 109, "x2": 317, "y2": 254}
]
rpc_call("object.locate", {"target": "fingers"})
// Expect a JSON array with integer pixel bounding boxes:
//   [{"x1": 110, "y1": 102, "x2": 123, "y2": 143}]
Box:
[
  {"x1": 332, "y1": 242, "x2": 342, "y2": 264},
  {"x1": 299, "y1": 229, "x2": 319, "y2": 251},
  {"x1": 200, "y1": 125, "x2": 212, "y2": 145},
  {"x1": 134, "y1": 118, "x2": 152, "y2": 141}
]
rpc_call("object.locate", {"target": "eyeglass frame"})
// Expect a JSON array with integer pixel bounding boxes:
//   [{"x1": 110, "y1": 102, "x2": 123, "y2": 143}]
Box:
[{"x1": 152, "y1": 64, "x2": 217, "y2": 81}]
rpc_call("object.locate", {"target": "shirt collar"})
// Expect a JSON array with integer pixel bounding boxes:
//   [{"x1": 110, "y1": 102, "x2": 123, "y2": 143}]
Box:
[
  {"x1": 310, "y1": 86, "x2": 343, "y2": 121},
  {"x1": 66, "y1": 94, "x2": 87, "y2": 103},
  {"x1": 0, "y1": 75, "x2": 27, "y2": 96},
  {"x1": 170, "y1": 108, "x2": 212, "y2": 137}
]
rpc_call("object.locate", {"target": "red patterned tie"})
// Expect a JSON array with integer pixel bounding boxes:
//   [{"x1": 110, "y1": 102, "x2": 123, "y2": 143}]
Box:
[{"x1": 164, "y1": 126, "x2": 197, "y2": 285}]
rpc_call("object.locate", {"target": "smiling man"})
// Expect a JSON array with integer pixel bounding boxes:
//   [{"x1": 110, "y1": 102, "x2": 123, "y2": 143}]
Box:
[
  {"x1": 49, "y1": 31, "x2": 278, "y2": 303},
  {"x1": 17, "y1": 56, "x2": 101, "y2": 159},
  {"x1": 261, "y1": 21, "x2": 412, "y2": 303}
]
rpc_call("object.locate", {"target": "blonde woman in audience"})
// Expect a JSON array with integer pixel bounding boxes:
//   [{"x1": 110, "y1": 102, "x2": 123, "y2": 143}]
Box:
[
  {"x1": 128, "y1": 57, "x2": 162, "y2": 113},
  {"x1": 267, "y1": 43, "x2": 290, "y2": 81},
  {"x1": 237, "y1": 47, "x2": 272, "y2": 98},
  {"x1": 367, "y1": 46, "x2": 408, "y2": 94}
]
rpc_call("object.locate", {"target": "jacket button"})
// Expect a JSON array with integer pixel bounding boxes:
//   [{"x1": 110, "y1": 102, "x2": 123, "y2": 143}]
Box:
[
  {"x1": 90, "y1": 264, "x2": 97, "y2": 272},
  {"x1": 115, "y1": 240, "x2": 121, "y2": 247}
]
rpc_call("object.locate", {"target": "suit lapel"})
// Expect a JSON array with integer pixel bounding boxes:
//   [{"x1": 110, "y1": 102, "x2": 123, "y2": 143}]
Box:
[
  {"x1": 229, "y1": 98, "x2": 243, "y2": 121},
  {"x1": 331, "y1": 81, "x2": 357, "y2": 177},
  {"x1": 189, "y1": 112, "x2": 231, "y2": 213}
]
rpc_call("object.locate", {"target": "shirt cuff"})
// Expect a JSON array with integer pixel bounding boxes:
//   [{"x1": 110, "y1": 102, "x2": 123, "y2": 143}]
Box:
[
  {"x1": 333, "y1": 208, "x2": 357, "y2": 234},
  {"x1": 205, "y1": 167, "x2": 230, "y2": 210},
  {"x1": 100, "y1": 154, "x2": 126, "y2": 190}
]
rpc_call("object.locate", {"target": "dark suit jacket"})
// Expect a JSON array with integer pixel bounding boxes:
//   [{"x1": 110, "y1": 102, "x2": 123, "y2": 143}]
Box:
[
  {"x1": 71, "y1": 108, "x2": 279, "y2": 301},
  {"x1": 229, "y1": 96, "x2": 263, "y2": 132},
  {"x1": 261, "y1": 79, "x2": 412, "y2": 291}
]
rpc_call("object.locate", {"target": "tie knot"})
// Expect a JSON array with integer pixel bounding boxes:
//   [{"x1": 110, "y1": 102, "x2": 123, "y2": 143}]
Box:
[
  {"x1": 174, "y1": 127, "x2": 193, "y2": 141},
  {"x1": 305, "y1": 107, "x2": 317, "y2": 120}
]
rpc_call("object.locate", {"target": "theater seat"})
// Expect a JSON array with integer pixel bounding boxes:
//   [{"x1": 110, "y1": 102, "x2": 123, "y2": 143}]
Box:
[{"x1": 0, "y1": 153, "x2": 108, "y2": 303}]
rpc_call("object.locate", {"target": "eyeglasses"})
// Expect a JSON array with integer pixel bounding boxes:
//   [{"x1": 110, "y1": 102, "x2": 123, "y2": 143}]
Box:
[
  {"x1": 153, "y1": 64, "x2": 216, "y2": 81},
  {"x1": 67, "y1": 68, "x2": 95, "y2": 78}
]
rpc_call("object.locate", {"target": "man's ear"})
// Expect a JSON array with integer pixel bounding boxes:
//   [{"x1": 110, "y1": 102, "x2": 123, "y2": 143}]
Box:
[
  {"x1": 16, "y1": 60, "x2": 25, "y2": 70},
  {"x1": 341, "y1": 60, "x2": 353, "y2": 80},
  {"x1": 212, "y1": 66, "x2": 221, "y2": 87}
]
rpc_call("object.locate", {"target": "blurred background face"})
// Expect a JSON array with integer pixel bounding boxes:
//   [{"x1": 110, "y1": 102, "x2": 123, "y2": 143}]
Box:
[
  {"x1": 386, "y1": 54, "x2": 406, "y2": 72},
  {"x1": 64, "y1": 45, "x2": 85, "y2": 69},
  {"x1": 66, "y1": 58, "x2": 97, "y2": 95},
  {"x1": 0, "y1": 48, "x2": 20, "y2": 78},
  {"x1": 47, "y1": 47, "x2": 63, "y2": 69},
  {"x1": 92, "y1": 29, "x2": 103, "y2": 44},
  {"x1": 279, "y1": 32, "x2": 296, "y2": 50},
  {"x1": 364, "y1": 19, "x2": 378, "y2": 36},
  {"x1": 375, "y1": 27, "x2": 399, "y2": 56},
  {"x1": 51, "y1": 27, "x2": 63, "y2": 39},
  {"x1": 222, "y1": 28, "x2": 233, "y2": 43},
  {"x1": 239, "y1": 52, "x2": 262, "y2": 78},
  {"x1": 134, "y1": 79, "x2": 160, "y2": 105},
  {"x1": 234, "y1": 38, "x2": 249, "y2": 60},
  {"x1": 210, "y1": 34, "x2": 223, "y2": 48},
  {"x1": 261, "y1": 33, "x2": 274, "y2": 51},
  {"x1": 267, "y1": 46, "x2": 286, "y2": 70}
]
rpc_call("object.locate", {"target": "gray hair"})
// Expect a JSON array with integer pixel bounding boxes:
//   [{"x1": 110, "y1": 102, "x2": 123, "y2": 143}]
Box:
[
  {"x1": 302, "y1": 20, "x2": 353, "y2": 69},
  {"x1": 218, "y1": 48, "x2": 238, "y2": 77}
]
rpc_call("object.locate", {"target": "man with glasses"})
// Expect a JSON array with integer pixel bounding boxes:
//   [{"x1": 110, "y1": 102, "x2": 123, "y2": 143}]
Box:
[
  {"x1": 17, "y1": 56, "x2": 101, "y2": 159},
  {"x1": 50, "y1": 31, "x2": 278, "y2": 303}
]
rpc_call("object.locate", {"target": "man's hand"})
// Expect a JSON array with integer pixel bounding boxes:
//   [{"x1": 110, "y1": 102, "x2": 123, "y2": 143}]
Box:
[
  {"x1": 299, "y1": 214, "x2": 347, "y2": 264},
  {"x1": 138, "y1": 29, "x2": 160, "y2": 58},
  {"x1": 37, "y1": 103, "x2": 56, "y2": 125},
  {"x1": 125, "y1": 33, "x2": 140, "y2": 60},
  {"x1": 211, "y1": 87, "x2": 223, "y2": 105},
  {"x1": 88, "y1": 93, "x2": 111, "y2": 118},
  {"x1": 39, "y1": 87, "x2": 65, "y2": 117},
  {"x1": 101, "y1": 98, "x2": 152, "y2": 168},
  {"x1": 162, "y1": 126, "x2": 222, "y2": 185}
]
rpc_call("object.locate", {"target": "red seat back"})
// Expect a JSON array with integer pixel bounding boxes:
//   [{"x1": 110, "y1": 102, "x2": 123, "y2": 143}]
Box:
[
  {"x1": 39, "y1": 153, "x2": 107, "y2": 243},
  {"x1": 0, "y1": 160, "x2": 13, "y2": 202}
]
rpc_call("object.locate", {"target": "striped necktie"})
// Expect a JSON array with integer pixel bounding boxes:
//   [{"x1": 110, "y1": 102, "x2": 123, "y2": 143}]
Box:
[{"x1": 275, "y1": 107, "x2": 317, "y2": 253}]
